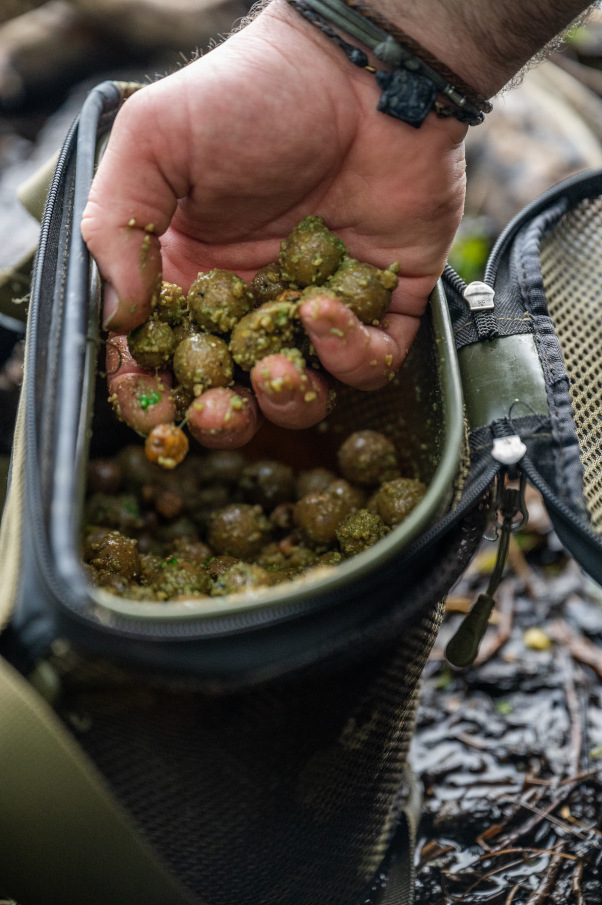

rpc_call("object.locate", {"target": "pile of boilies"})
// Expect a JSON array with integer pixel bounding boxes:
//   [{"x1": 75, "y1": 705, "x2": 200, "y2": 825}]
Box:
[
  {"x1": 121, "y1": 216, "x2": 399, "y2": 466},
  {"x1": 82, "y1": 431, "x2": 425, "y2": 602}
]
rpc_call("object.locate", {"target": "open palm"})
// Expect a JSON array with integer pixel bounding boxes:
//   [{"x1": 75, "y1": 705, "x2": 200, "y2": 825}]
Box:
[{"x1": 82, "y1": 2, "x2": 467, "y2": 446}]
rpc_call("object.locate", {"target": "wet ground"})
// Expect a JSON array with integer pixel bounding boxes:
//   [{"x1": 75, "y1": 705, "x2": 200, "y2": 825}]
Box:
[{"x1": 412, "y1": 492, "x2": 602, "y2": 903}]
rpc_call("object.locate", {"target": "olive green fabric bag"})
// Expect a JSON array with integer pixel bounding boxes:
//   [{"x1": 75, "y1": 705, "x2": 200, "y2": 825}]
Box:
[{"x1": 3, "y1": 81, "x2": 602, "y2": 905}]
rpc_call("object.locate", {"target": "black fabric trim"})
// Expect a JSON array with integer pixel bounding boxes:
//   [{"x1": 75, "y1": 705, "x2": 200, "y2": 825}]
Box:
[{"x1": 511, "y1": 208, "x2": 588, "y2": 517}]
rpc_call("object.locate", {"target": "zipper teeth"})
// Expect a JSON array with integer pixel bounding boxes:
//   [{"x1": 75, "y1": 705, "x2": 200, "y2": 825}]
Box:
[
  {"x1": 521, "y1": 458, "x2": 602, "y2": 545},
  {"x1": 67, "y1": 582, "x2": 349, "y2": 641},
  {"x1": 25, "y1": 119, "x2": 81, "y2": 585},
  {"x1": 398, "y1": 460, "x2": 497, "y2": 558},
  {"x1": 442, "y1": 263, "x2": 466, "y2": 294}
]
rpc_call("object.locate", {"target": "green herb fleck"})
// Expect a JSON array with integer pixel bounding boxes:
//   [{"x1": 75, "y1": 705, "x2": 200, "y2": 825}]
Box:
[{"x1": 139, "y1": 390, "x2": 162, "y2": 410}]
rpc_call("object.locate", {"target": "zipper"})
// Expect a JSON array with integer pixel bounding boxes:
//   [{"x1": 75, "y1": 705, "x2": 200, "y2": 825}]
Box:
[
  {"x1": 444, "y1": 167, "x2": 601, "y2": 333},
  {"x1": 443, "y1": 264, "x2": 498, "y2": 341}
]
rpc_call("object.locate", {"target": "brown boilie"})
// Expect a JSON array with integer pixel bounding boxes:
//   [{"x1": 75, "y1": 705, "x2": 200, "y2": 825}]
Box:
[
  {"x1": 325, "y1": 258, "x2": 399, "y2": 325},
  {"x1": 128, "y1": 319, "x2": 175, "y2": 370},
  {"x1": 239, "y1": 460, "x2": 296, "y2": 509},
  {"x1": 84, "y1": 427, "x2": 424, "y2": 602},
  {"x1": 249, "y1": 264, "x2": 290, "y2": 305},
  {"x1": 337, "y1": 430, "x2": 399, "y2": 486},
  {"x1": 207, "y1": 503, "x2": 272, "y2": 560},
  {"x1": 369, "y1": 477, "x2": 427, "y2": 527},
  {"x1": 172, "y1": 333, "x2": 234, "y2": 395},
  {"x1": 155, "y1": 282, "x2": 188, "y2": 326},
  {"x1": 229, "y1": 297, "x2": 301, "y2": 371}
]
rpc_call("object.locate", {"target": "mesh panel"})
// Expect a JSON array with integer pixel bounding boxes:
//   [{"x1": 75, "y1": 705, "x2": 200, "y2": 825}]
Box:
[
  {"x1": 53, "y1": 602, "x2": 443, "y2": 905},
  {"x1": 51, "y1": 285, "x2": 473, "y2": 904},
  {"x1": 540, "y1": 198, "x2": 602, "y2": 534}
]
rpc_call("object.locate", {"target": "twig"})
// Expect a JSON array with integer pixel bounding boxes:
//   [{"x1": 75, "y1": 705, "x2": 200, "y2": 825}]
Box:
[
  {"x1": 495, "y1": 786, "x2": 580, "y2": 847},
  {"x1": 449, "y1": 847, "x2": 575, "y2": 900},
  {"x1": 525, "y1": 767, "x2": 602, "y2": 787},
  {"x1": 417, "y1": 839, "x2": 455, "y2": 867},
  {"x1": 475, "y1": 847, "x2": 576, "y2": 864},
  {"x1": 445, "y1": 596, "x2": 474, "y2": 614},
  {"x1": 507, "y1": 534, "x2": 539, "y2": 598},
  {"x1": 548, "y1": 620, "x2": 602, "y2": 680},
  {"x1": 476, "y1": 787, "x2": 546, "y2": 850},
  {"x1": 561, "y1": 647, "x2": 584, "y2": 776},
  {"x1": 505, "y1": 885, "x2": 520, "y2": 905},
  {"x1": 455, "y1": 730, "x2": 493, "y2": 750},
  {"x1": 523, "y1": 849, "x2": 565, "y2": 904},
  {"x1": 476, "y1": 822, "x2": 509, "y2": 850},
  {"x1": 571, "y1": 860, "x2": 586, "y2": 905},
  {"x1": 452, "y1": 857, "x2": 528, "y2": 897}
]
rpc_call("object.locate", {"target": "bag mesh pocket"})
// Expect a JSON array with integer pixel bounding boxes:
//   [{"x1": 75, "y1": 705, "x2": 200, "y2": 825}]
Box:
[
  {"x1": 52, "y1": 603, "x2": 445, "y2": 905},
  {"x1": 540, "y1": 196, "x2": 602, "y2": 533}
]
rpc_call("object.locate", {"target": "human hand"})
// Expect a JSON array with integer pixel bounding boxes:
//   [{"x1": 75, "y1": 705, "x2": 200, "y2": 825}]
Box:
[{"x1": 81, "y1": 0, "x2": 468, "y2": 448}]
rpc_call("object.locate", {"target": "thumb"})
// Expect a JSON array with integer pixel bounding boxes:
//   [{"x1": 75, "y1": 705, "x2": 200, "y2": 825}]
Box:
[{"x1": 81, "y1": 87, "x2": 182, "y2": 332}]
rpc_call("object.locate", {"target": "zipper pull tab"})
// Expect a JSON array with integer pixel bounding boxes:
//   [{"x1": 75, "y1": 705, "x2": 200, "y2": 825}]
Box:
[
  {"x1": 445, "y1": 471, "x2": 527, "y2": 669},
  {"x1": 445, "y1": 592, "x2": 496, "y2": 668}
]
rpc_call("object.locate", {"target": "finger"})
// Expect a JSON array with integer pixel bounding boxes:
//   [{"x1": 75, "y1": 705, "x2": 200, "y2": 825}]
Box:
[
  {"x1": 107, "y1": 335, "x2": 175, "y2": 434},
  {"x1": 186, "y1": 387, "x2": 262, "y2": 449},
  {"x1": 251, "y1": 354, "x2": 330, "y2": 429},
  {"x1": 299, "y1": 295, "x2": 421, "y2": 390},
  {"x1": 81, "y1": 88, "x2": 183, "y2": 332}
]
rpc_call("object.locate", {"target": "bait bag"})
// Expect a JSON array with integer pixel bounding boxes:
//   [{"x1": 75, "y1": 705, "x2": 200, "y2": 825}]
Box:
[{"x1": 0, "y1": 81, "x2": 602, "y2": 905}]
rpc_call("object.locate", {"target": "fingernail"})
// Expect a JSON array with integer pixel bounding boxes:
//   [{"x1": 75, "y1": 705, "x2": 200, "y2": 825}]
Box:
[
  {"x1": 257, "y1": 371, "x2": 296, "y2": 400},
  {"x1": 102, "y1": 283, "x2": 118, "y2": 331}
]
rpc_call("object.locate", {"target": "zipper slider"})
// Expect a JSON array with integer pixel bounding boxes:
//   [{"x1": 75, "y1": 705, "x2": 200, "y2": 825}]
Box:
[
  {"x1": 445, "y1": 470, "x2": 528, "y2": 668},
  {"x1": 463, "y1": 280, "x2": 498, "y2": 341},
  {"x1": 463, "y1": 281, "x2": 495, "y2": 311}
]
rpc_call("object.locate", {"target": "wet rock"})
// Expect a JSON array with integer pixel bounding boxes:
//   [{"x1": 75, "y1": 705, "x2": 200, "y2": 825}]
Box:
[
  {"x1": 70, "y1": 0, "x2": 248, "y2": 51},
  {"x1": 0, "y1": 0, "x2": 247, "y2": 119}
]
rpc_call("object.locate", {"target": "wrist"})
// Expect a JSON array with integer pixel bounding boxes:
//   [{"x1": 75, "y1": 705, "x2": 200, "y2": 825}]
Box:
[
  {"x1": 263, "y1": 0, "x2": 481, "y2": 130},
  {"x1": 356, "y1": 1, "x2": 502, "y2": 98},
  {"x1": 352, "y1": 0, "x2": 594, "y2": 99}
]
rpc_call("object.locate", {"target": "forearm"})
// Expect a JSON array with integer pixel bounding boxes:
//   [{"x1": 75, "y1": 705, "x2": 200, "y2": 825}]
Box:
[
  {"x1": 265, "y1": 0, "x2": 594, "y2": 99},
  {"x1": 373, "y1": 0, "x2": 594, "y2": 97}
]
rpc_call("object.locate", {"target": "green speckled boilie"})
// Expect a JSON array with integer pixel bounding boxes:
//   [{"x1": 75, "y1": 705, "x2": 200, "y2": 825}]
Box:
[
  {"x1": 336, "y1": 509, "x2": 390, "y2": 557},
  {"x1": 128, "y1": 319, "x2": 175, "y2": 370},
  {"x1": 279, "y1": 215, "x2": 346, "y2": 286},
  {"x1": 326, "y1": 258, "x2": 399, "y2": 325},
  {"x1": 188, "y1": 269, "x2": 251, "y2": 334},
  {"x1": 229, "y1": 297, "x2": 301, "y2": 370}
]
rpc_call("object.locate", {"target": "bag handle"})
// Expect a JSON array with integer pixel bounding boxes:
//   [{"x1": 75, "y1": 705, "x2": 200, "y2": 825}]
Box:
[{"x1": 0, "y1": 655, "x2": 197, "y2": 905}]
